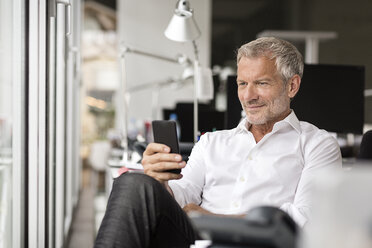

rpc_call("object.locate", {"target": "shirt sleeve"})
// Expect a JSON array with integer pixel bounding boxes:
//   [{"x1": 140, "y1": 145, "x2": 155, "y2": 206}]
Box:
[
  {"x1": 168, "y1": 134, "x2": 209, "y2": 208},
  {"x1": 280, "y1": 130, "x2": 342, "y2": 227}
]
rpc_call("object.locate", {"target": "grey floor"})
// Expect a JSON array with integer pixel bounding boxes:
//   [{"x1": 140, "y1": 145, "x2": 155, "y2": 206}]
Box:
[
  {"x1": 67, "y1": 169, "x2": 107, "y2": 248},
  {"x1": 67, "y1": 186, "x2": 96, "y2": 248}
]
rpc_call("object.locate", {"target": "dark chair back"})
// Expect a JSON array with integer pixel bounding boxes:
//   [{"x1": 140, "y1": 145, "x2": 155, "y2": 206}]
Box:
[
  {"x1": 191, "y1": 206, "x2": 298, "y2": 248},
  {"x1": 358, "y1": 130, "x2": 372, "y2": 159}
]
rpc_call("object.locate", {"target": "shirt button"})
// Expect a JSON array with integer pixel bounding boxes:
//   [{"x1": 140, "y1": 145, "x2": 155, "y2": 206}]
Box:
[
  {"x1": 248, "y1": 155, "x2": 253, "y2": 160},
  {"x1": 233, "y1": 202, "x2": 239, "y2": 208},
  {"x1": 239, "y1": 176, "x2": 245, "y2": 182}
]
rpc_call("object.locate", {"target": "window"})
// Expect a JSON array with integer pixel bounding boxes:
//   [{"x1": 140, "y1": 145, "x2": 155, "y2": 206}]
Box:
[
  {"x1": 0, "y1": 0, "x2": 25, "y2": 247},
  {"x1": 0, "y1": 0, "x2": 15, "y2": 246}
]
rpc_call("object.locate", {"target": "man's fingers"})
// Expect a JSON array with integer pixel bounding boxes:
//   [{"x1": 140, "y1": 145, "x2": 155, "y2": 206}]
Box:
[
  {"x1": 141, "y1": 142, "x2": 185, "y2": 184},
  {"x1": 143, "y1": 142, "x2": 170, "y2": 156},
  {"x1": 142, "y1": 152, "x2": 182, "y2": 165},
  {"x1": 153, "y1": 161, "x2": 186, "y2": 172},
  {"x1": 148, "y1": 171, "x2": 183, "y2": 182},
  {"x1": 144, "y1": 161, "x2": 186, "y2": 174}
]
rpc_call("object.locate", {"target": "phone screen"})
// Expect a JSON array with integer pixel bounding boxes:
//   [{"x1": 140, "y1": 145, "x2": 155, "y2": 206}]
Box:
[{"x1": 152, "y1": 120, "x2": 181, "y2": 174}]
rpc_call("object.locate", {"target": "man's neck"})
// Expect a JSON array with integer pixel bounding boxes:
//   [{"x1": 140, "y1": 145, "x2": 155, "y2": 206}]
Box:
[{"x1": 249, "y1": 110, "x2": 291, "y2": 143}]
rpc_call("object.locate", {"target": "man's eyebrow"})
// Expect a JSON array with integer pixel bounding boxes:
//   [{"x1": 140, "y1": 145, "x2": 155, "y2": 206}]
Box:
[
  {"x1": 236, "y1": 77, "x2": 274, "y2": 83},
  {"x1": 254, "y1": 77, "x2": 273, "y2": 82}
]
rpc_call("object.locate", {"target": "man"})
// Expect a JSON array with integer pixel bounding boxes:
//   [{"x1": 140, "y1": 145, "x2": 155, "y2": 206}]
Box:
[{"x1": 94, "y1": 37, "x2": 342, "y2": 248}]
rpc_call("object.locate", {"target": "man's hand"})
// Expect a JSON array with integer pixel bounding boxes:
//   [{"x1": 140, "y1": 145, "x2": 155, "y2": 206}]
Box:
[
  {"x1": 141, "y1": 142, "x2": 186, "y2": 186},
  {"x1": 183, "y1": 204, "x2": 215, "y2": 215},
  {"x1": 183, "y1": 203, "x2": 246, "y2": 218}
]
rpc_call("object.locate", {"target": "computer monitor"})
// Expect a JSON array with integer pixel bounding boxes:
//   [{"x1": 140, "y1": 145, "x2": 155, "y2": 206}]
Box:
[
  {"x1": 225, "y1": 64, "x2": 365, "y2": 134},
  {"x1": 163, "y1": 103, "x2": 225, "y2": 142},
  {"x1": 225, "y1": 75, "x2": 241, "y2": 129},
  {"x1": 291, "y1": 64, "x2": 365, "y2": 134}
]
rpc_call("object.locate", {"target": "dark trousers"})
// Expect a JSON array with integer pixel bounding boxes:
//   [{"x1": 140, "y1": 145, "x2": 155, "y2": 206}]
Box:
[{"x1": 94, "y1": 173, "x2": 199, "y2": 248}]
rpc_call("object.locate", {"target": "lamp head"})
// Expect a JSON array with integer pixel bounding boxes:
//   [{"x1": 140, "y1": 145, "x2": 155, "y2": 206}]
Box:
[
  {"x1": 164, "y1": 0, "x2": 201, "y2": 42},
  {"x1": 175, "y1": 0, "x2": 191, "y2": 13}
]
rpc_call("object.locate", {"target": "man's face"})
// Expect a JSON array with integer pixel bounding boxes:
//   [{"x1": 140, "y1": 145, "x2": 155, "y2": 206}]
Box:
[{"x1": 237, "y1": 56, "x2": 291, "y2": 125}]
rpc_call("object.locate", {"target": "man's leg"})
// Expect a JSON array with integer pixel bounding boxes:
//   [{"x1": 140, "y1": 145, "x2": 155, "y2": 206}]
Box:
[{"x1": 94, "y1": 173, "x2": 198, "y2": 248}]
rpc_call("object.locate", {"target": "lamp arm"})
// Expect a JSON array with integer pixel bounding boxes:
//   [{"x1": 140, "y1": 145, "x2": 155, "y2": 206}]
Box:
[
  {"x1": 192, "y1": 40, "x2": 200, "y2": 143},
  {"x1": 121, "y1": 45, "x2": 191, "y2": 66},
  {"x1": 127, "y1": 78, "x2": 187, "y2": 93},
  {"x1": 119, "y1": 54, "x2": 129, "y2": 159},
  {"x1": 192, "y1": 40, "x2": 199, "y2": 61},
  {"x1": 193, "y1": 60, "x2": 199, "y2": 143}
]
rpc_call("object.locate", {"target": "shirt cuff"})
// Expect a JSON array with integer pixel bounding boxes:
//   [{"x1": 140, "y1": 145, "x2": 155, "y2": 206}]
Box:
[
  {"x1": 280, "y1": 202, "x2": 309, "y2": 227},
  {"x1": 168, "y1": 181, "x2": 187, "y2": 208}
]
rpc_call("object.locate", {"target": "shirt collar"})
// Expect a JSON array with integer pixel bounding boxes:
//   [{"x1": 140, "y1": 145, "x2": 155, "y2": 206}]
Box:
[
  {"x1": 283, "y1": 110, "x2": 301, "y2": 133},
  {"x1": 236, "y1": 118, "x2": 250, "y2": 133},
  {"x1": 236, "y1": 110, "x2": 301, "y2": 134}
]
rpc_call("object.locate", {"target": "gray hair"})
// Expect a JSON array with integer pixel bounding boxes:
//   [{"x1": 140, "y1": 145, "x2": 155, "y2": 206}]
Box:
[{"x1": 237, "y1": 37, "x2": 304, "y2": 83}]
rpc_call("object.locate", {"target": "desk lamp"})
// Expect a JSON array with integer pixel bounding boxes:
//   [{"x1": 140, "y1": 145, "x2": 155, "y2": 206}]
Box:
[
  {"x1": 119, "y1": 46, "x2": 193, "y2": 159},
  {"x1": 121, "y1": 45, "x2": 193, "y2": 120},
  {"x1": 165, "y1": 0, "x2": 201, "y2": 143}
]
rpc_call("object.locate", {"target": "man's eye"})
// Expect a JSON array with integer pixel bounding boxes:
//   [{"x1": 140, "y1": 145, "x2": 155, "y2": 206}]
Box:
[
  {"x1": 238, "y1": 82, "x2": 247, "y2": 86},
  {"x1": 257, "y1": 82, "x2": 267, "y2": 85}
]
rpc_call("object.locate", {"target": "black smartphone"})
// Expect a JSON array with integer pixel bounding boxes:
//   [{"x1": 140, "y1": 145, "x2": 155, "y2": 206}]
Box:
[{"x1": 152, "y1": 120, "x2": 181, "y2": 174}]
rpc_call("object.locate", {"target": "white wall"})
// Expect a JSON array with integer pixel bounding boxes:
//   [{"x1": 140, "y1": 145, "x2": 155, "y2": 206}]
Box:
[
  {"x1": 0, "y1": 0, "x2": 13, "y2": 140},
  {"x1": 117, "y1": 0, "x2": 211, "y2": 125}
]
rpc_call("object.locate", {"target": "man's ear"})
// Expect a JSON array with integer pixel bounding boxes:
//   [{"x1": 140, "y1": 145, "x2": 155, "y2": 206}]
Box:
[{"x1": 287, "y1": 75, "x2": 301, "y2": 98}]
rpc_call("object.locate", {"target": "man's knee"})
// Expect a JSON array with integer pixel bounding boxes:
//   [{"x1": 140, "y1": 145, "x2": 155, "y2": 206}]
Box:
[
  {"x1": 106, "y1": 172, "x2": 171, "y2": 216},
  {"x1": 112, "y1": 173, "x2": 162, "y2": 198},
  {"x1": 115, "y1": 172, "x2": 159, "y2": 187}
]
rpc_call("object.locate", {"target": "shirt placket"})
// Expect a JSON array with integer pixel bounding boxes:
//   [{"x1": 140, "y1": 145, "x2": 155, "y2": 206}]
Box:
[{"x1": 229, "y1": 132, "x2": 257, "y2": 212}]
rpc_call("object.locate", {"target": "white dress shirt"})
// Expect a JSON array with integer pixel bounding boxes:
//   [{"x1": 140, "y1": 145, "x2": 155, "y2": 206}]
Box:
[{"x1": 169, "y1": 111, "x2": 342, "y2": 227}]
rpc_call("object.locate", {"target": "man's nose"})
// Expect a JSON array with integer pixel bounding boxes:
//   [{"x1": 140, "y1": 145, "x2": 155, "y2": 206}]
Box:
[{"x1": 242, "y1": 84, "x2": 258, "y2": 101}]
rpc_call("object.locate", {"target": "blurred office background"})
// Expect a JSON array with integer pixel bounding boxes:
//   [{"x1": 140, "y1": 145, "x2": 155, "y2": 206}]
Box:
[{"x1": 1, "y1": 0, "x2": 372, "y2": 247}]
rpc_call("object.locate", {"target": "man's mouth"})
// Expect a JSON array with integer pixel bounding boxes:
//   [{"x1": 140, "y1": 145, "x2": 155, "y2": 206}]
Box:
[{"x1": 246, "y1": 104, "x2": 265, "y2": 109}]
